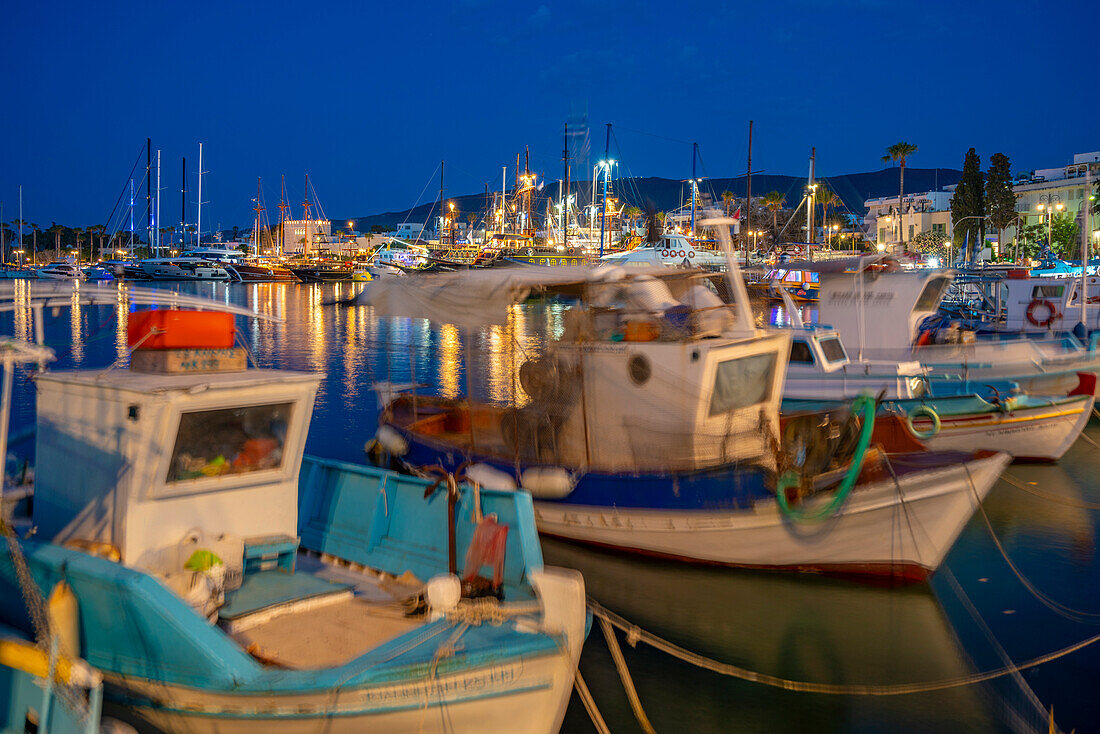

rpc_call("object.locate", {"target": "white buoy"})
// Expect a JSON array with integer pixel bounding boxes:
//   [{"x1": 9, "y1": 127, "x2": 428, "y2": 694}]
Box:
[
  {"x1": 374, "y1": 425, "x2": 409, "y2": 456},
  {"x1": 520, "y1": 467, "x2": 575, "y2": 499}
]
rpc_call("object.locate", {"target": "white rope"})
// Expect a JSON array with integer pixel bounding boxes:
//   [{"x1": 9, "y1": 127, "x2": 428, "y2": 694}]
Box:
[
  {"x1": 598, "y1": 614, "x2": 656, "y2": 733},
  {"x1": 573, "y1": 670, "x2": 612, "y2": 734}
]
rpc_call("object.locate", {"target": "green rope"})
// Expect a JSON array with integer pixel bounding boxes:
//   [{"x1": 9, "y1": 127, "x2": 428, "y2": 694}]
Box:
[{"x1": 777, "y1": 393, "x2": 876, "y2": 522}]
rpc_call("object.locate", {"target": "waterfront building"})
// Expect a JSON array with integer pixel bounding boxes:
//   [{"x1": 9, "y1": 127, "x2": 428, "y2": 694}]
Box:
[
  {"x1": 1005, "y1": 150, "x2": 1099, "y2": 250},
  {"x1": 281, "y1": 218, "x2": 331, "y2": 253},
  {"x1": 863, "y1": 189, "x2": 955, "y2": 251}
]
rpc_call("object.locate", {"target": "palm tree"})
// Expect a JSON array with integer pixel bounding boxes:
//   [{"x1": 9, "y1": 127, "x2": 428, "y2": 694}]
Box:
[
  {"x1": 721, "y1": 190, "x2": 734, "y2": 216},
  {"x1": 882, "y1": 142, "x2": 918, "y2": 249},
  {"x1": 816, "y1": 188, "x2": 839, "y2": 238},
  {"x1": 762, "y1": 191, "x2": 785, "y2": 241},
  {"x1": 624, "y1": 206, "x2": 642, "y2": 232}
]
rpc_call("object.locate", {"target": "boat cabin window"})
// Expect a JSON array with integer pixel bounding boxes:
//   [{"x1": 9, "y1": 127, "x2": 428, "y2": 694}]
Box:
[
  {"x1": 789, "y1": 340, "x2": 815, "y2": 364},
  {"x1": 709, "y1": 353, "x2": 777, "y2": 416},
  {"x1": 914, "y1": 276, "x2": 951, "y2": 310},
  {"x1": 817, "y1": 336, "x2": 848, "y2": 363},
  {"x1": 1031, "y1": 284, "x2": 1065, "y2": 299},
  {"x1": 784, "y1": 271, "x2": 802, "y2": 283},
  {"x1": 167, "y1": 403, "x2": 293, "y2": 483}
]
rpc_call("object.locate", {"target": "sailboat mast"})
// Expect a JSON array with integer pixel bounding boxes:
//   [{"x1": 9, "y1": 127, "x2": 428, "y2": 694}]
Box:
[
  {"x1": 439, "y1": 160, "x2": 445, "y2": 245},
  {"x1": 807, "y1": 147, "x2": 816, "y2": 252},
  {"x1": 303, "y1": 174, "x2": 311, "y2": 257},
  {"x1": 129, "y1": 179, "x2": 135, "y2": 252},
  {"x1": 690, "y1": 142, "x2": 698, "y2": 236},
  {"x1": 253, "y1": 177, "x2": 263, "y2": 257},
  {"x1": 562, "y1": 122, "x2": 570, "y2": 250},
  {"x1": 197, "y1": 142, "x2": 204, "y2": 247},
  {"x1": 146, "y1": 139, "x2": 153, "y2": 252},
  {"x1": 746, "y1": 120, "x2": 753, "y2": 250},
  {"x1": 278, "y1": 175, "x2": 288, "y2": 257},
  {"x1": 600, "y1": 123, "x2": 611, "y2": 256},
  {"x1": 155, "y1": 149, "x2": 161, "y2": 256}
]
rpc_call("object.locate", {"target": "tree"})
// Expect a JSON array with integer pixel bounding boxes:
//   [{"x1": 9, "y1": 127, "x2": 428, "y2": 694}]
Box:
[
  {"x1": 816, "y1": 187, "x2": 839, "y2": 236},
  {"x1": 721, "y1": 190, "x2": 734, "y2": 216},
  {"x1": 910, "y1": 230, "x2": 951, "y2": 262},
  {"x1": 762, "y1": 191, "x2": 785, "y2": 240},
  {"x1": 985, "y1": 153, "x2": 1015, "y2": 256},
  {"x1": 882, "y1": 142, "x2": 918, "y2": 249},
  {"x1": 951, "y1": 148, "x2": 985, "y2": 262}
]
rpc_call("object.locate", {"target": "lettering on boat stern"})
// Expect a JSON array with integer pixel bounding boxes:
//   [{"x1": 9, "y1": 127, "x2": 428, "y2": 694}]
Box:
[
  {"x1": 825, "y1": 290, "x2": 895, "y2": 306},
  {"x1": 354, "y1": 664, "x2": 525, "y2": 707}
]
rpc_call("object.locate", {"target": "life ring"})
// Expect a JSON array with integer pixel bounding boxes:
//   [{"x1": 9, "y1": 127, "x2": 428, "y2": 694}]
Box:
[
  {"x1": 662, "y1": 250, "x2": 670, "y2": 257},
  {"x1": 905, "y1": 405, "x2": 941, "y2": 440},
  {"x1": 567, "y1": 247, "x2": 575, "y2": 255},
  {"x1": 525, "y1": 247, "x2": 534, "y2": 255},
  {"x1": 678, "y1": 250, "x2": 686, "y2": 258},
  {"x1": 1026, "y1": 299, "x2": 1060, "y2": 327},
  {"x1": 688, "y1": 251, "x2": 695, "y2": 258}
]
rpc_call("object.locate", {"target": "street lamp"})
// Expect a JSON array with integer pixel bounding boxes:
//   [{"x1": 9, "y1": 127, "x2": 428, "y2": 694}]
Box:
[{"x1": 1036, "y1": 201, "x2": 1065, "y2": 250}]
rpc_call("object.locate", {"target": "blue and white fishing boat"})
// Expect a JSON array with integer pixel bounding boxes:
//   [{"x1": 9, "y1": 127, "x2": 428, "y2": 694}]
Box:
[
  {"x1": 0, "y1": 283, "x2": 586, "y2": 734},
  {"x1": 358, "y1": 227, "x2": 1010, "y2": 582}
]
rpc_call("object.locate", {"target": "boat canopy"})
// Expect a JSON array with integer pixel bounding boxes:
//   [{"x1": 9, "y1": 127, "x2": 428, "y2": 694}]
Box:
[
  {"x1": 778, "y1": 254, "x2": 901, "y2": 274},
  {"x1": 354, "y1": 264, "x2": 670, "y2": 328}
]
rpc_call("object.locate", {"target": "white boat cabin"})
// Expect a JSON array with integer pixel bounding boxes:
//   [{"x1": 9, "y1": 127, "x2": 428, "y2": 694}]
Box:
[
  {"x1": 33, "y1": 367, "x2": 321, "y2": 575},
  {"x1": 601, "y1": 232, "x2": 727, "y2": 271},
  {"x1": 998, "y1": 274, "x2": 1100, "y2": 333}
]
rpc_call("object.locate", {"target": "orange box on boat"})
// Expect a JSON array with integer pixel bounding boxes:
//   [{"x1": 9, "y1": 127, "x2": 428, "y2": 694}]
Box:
[{"x1": 127, "y1": 310, "x2": 236, "y2": 350}]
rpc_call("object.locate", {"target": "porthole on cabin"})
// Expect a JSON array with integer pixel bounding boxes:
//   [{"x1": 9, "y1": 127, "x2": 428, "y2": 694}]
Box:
[
  {"x1": 709, "y1": 352, "x2": 777, "y2": 415},
  {"x1": 167, "y1": 403, "x2": 293, "y2": 483},
  {"x1": 628, "y1": 354, "x2": 651, "y2": 385}
]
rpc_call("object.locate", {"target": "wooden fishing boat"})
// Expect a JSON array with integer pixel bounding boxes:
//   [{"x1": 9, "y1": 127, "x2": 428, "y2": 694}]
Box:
[
  {"x1": 0, "y1": 288, "x2": 586, "y2": 733},
  {"x1": 357, "y1": 248, "x2": 1011, "y2": 581}
]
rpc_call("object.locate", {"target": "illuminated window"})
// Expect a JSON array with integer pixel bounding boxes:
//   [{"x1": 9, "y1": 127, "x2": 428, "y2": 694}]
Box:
[{"x1": 167, "y1": 403, "x2": 293, "y2": 483}]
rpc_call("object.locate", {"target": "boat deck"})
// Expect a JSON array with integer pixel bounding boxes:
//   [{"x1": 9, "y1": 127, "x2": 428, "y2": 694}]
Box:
[{"x1": 220, "y1": 556, "x2": 427, "y2": 670}]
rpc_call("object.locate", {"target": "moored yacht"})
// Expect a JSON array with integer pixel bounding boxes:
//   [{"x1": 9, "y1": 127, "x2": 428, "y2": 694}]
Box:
[
  {"x1": 36, "y1": 260, "x2": 85, "y2": 280},
  {"x1": 139, "y1": 257, "x2": 231, "y2": 281}
]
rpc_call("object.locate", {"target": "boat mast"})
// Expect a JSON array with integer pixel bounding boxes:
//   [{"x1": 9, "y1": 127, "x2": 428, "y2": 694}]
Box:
[
  {"x1": 524, "y1": 146, "x2": 532, "y2": 237},
  {"x1": 146, "y1": 138, "x2": 153, "y2": 254},
  {"x1": 439, "y1": 160, "x2": 445, "y2": 245},
  {"x1": 600, "y1": 123, "x2": 610, "y2": 257},
  {"x1": 501, "y1": 165, "x2": 506, "y2": 236},
  {"x1": 254, "y1": 177, "x2": 264, "y2": 257},
  {"x1": 746, "y1": 120, "x2": 753, "y2": 252},
  {"x1": 278, "y1": 175, "x2": 288, "y2": 257},
  {"x1": 302, "y1": 174, "x2": 311, "y2": 257},
  {"x1": 690, "y1": 142, "x2": 698, "y2": 236},
  {"x1": 17, "y1": 187, "x2": 22, "y2": 266},
  {"x1": 197, "y1": 142, "x2": 204, "y2": 248},
  {"x1": 562, "y1": 122, "x2": 569, "y2": 250},
  {"x1": 155, "y1": 148, "x2": 161, "y2": 257},
  {"x1": 807, "y1": 147, "x2": 816, "y2": 257},
  {"x1": 129, "y1": 179, "x2": 135, "y2": 254}
]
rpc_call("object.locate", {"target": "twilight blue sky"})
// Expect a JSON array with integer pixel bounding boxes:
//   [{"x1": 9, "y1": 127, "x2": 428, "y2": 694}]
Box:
[{"x1": 1, "y1": 0, "x2": 1097, "y2": 229}]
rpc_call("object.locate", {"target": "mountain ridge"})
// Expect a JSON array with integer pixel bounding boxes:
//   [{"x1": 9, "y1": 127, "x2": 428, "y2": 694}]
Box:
[{"x1": 342, "y1": 167, "x2": 961, "y2": 229}]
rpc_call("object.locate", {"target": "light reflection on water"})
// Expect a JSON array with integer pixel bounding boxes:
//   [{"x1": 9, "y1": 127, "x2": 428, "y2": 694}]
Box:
[{"x1": 0, "y1": 281, "x2": 1096, "y2": 733}]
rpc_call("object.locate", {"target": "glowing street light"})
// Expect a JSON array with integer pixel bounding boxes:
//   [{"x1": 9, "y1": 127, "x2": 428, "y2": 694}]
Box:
[{"x1": 1037, "y1": 201, "x2": 1065, "y2": 249}]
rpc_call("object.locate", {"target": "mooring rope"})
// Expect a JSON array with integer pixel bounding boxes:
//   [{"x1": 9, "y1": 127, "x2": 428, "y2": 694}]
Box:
[
  {"x1": 586, "y1": 599, "x2": 1100, "y2": 696},
  {"x1": 598, "y1": 614, "x2": 656, "y2": 733},
  {"x1": 573, "y1": 670, "x2": 612, "y2": 734},
  {"x1": 999, "y1": 472, "x2": 1100, "y2": 511},
  {"x1": 964, "y1": 468, "x2": 1100, "y2": 624}
]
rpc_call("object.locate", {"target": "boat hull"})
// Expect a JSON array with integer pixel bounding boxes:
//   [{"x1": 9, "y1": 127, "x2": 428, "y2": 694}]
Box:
[
  {"x1": 915, "y1": 396, "x2": 1093, "y2": 461},
  {"x1": 102, "y1": 647, "x2": 579, "y2": 734},
  {"x1": 532, "y1": 452, "x2": 1009, "y2": 581}
]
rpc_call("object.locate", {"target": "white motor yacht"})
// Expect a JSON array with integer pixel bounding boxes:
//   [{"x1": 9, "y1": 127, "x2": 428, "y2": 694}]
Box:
[
  {"x1": 139, "y1": 257, "x2": 231, "y2": 281},
  {"x1": 36, "y1": 260, "x2": 85, "y2": 280}
]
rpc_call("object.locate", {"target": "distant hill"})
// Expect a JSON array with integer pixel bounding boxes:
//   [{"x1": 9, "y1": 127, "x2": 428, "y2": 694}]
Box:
[{"x1": 344, "y1": 167, "x2": 961, "y2": 229}]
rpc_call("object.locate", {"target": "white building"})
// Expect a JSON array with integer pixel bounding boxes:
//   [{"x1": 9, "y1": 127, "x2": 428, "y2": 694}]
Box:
[
  {"x1": 863, "y1": 189, "x2": 955, "y2": 250},
  {"x1": 281, "y1": 219, "x2": 331, "y2": 254},
  {"x1": 1006, "y1": 150, "x2": 1100, "y2": 251}
]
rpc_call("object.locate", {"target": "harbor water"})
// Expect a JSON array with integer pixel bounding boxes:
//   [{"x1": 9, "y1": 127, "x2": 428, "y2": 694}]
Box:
[{"x1": 5, "y1": 280, "x2": 1098, "y2": 733}]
